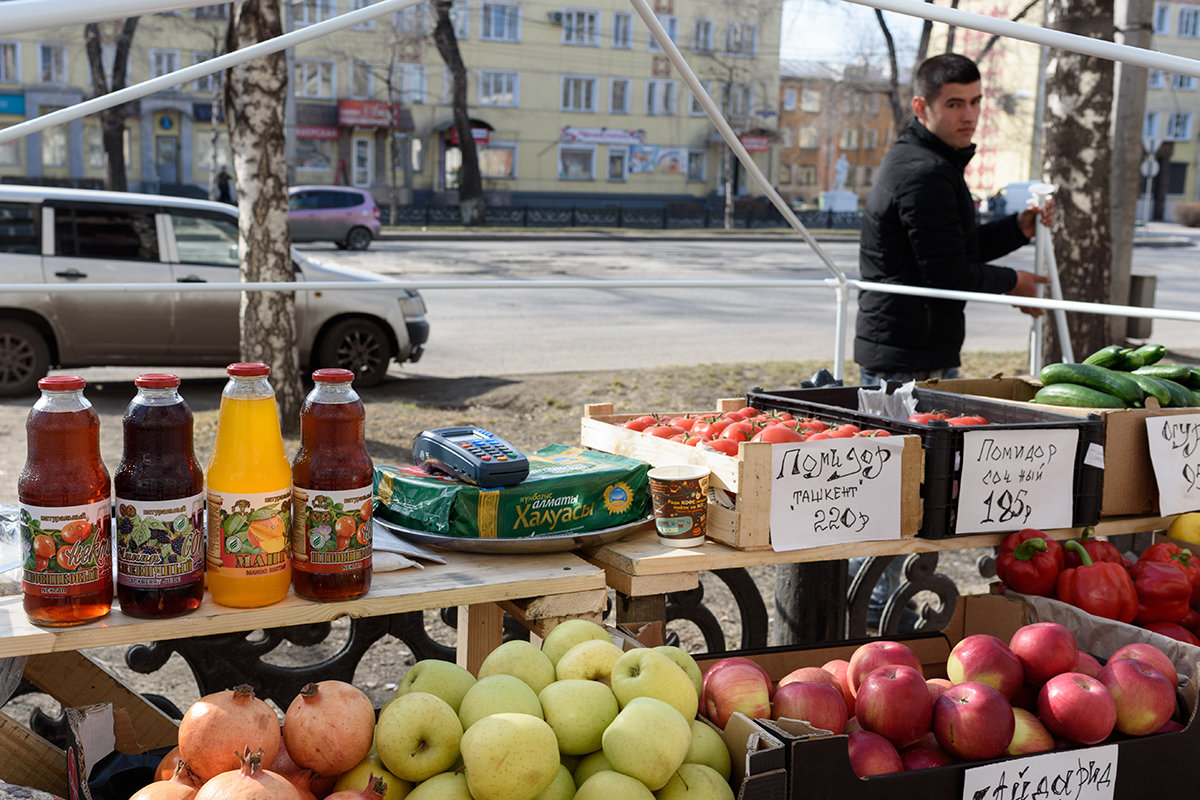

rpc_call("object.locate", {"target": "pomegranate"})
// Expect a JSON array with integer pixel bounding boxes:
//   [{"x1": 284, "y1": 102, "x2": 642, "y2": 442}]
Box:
[
  {"x1": 270, "y1": 740, "x2": 335, "y2": 798},
  {"x1": 323, "y1": 776, "x2": 386, "y2": 800},
  {"x1": 131, "y1": 761, "x2": 201, "y2": 800},
  {"x1": 283, "y1": 681, "x2": 374, "y2": 776},
  {"x1": 195, "y1": 749, "x2": 301, "y2": 800},
  {"x1": 154, "y1": 746, "x2": 197, "y2": 785},
  {"x1": 179, "y1": 684, "x2": 282, "y2": 783}
]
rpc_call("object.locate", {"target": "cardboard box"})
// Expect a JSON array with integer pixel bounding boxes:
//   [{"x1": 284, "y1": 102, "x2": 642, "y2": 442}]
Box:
[
  {"x1": 700, "y1": 594, "x2": 1200, "y2": 800},
  {"x1": 581, "y1": 400, "x2": 924, "y2": 550},
  {"x1": 921, "y1": 376, "x2": 1199, "y2": 516}
]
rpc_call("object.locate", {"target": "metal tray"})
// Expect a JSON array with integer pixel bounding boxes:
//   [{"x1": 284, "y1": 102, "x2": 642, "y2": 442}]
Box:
[{"x1": 372, "y1": 515, "x2": 651, "y2": 554}]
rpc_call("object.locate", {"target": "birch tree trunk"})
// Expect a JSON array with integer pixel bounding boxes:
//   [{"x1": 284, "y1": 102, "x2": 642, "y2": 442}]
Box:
[
  {"x1": 433, "y1": 0, "x2": 484, "y2": 225},
  {"x1": 84, "y1": 19, "x2": 137, "y2": 192},
  {"x1": 225, "y1": 0, "x2": 302, "y2": 433},
  {"x1": 1041, "y1": 0, "x2": 1114, "y2": 363}
]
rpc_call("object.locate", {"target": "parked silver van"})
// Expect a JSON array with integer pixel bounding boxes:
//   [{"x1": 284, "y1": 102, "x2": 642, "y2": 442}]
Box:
[{"x1": 0, "y1": 185, "x2": 428, "y2": 396}]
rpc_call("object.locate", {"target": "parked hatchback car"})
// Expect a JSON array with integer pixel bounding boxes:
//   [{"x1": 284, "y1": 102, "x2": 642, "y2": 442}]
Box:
[
  {"x1": 288, "y1": 185, "x2": 382, "y2": 250},
  {"x1": 0, "y1": 185, "x2": 428, "y2": 396}
]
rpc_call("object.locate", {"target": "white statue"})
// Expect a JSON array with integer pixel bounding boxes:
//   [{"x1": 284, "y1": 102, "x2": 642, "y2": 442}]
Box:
[{"x1": 832, "y1": 154, "x2": 849, "y2": 191}]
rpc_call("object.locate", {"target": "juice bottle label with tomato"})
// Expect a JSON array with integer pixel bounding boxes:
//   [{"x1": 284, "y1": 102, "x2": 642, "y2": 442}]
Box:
[
  {"x1": 115, "y1": 494, "x2": 205, "y2": 589},
  {"x1": 20, "y1": 500, "x2": 113, "y2": 599},
  {"x1": 206, "y1": 488, "x2": 292, "y2": 575},
  {"x1": 291, "y1": 485, "x2": 373, "y2": 575}
]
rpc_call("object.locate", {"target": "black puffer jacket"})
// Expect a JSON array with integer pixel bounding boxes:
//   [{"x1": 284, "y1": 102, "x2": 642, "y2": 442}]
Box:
[{"x1": 855, "y1": 119, "x2": 1030, "y2": 373}]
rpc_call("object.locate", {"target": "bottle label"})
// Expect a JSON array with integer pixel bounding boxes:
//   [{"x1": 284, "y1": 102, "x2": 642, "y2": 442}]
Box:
[
  {"x1": 115, "y1": 494, "x2": 205, "y2": 589},
  {"x1": 291, "y1": 484, "x2": 373, "y2": 575},
  {"x1": 20, "y1": 500, "x2": 113, "y2": 599},
  {"x1": 206, "y1": 488, "x2": 292, "y2": 576}
]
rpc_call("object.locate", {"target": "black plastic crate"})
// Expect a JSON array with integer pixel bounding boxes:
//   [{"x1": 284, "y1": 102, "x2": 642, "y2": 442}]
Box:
[{"x1": 745, "y1": 384, "x2": 1104, "y2": 539}]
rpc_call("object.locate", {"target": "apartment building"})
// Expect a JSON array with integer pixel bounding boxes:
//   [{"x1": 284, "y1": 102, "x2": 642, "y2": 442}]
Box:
[{"x1": 1146, "y1": 0, "x2": 1200, "y2": 219}]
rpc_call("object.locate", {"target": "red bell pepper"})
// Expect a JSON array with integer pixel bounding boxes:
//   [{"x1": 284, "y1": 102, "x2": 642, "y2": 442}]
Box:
[
  {"x1": 1056, "y1": 540, "x2": 1138, "y2": 623},
  {"x1": 1143, "y1": 621, "x2": 1200, "y2": 646},
  {"x1": 995, "y1": 529, "x2": 1064, "y2": 597},
  {"x1": 1130, "y1": 559, "x2": 1193, "y2": 624},
  {"x1": 1138, "y1": 542, "x2": 1200, "y2": 605},
  {"x1": 1062, "y1": 527, "x2": 1129, "y2": 570}
]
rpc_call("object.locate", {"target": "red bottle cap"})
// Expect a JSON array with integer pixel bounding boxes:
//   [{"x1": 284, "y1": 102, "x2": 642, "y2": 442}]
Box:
[
  {"x1": 312, "y1": 368, "x2": 356, "y2": 383},
  {"x1": 135, "y1": 373, "x2": 181, "y2": 388},
  {"x1": 227, "y1": 362, "x2": 270, "y2": 377},
  {"x1": 38, "y1": 375, "x2": 86, "y2": 391}
]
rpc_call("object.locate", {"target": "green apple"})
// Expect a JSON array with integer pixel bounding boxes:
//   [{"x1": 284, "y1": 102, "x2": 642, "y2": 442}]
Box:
[
  {"x1": 396, "y1": 659, "x2": 478, "y2": 714},
  {"x1": 478, "y1": 639, "x2": 557, "y2": 695},
  {"x1": 458, "y1": 673, "x2": 544, "y2": 730},
  {"x1": 555, "y1": 639, "x2": 626, "y2": 684},
  {"x1": 602, "y1": 696, "x2": 693, "y2": 791},
  {"x1": 538, "y1": 679, "x2": 620, "y2": 755},
  {"x1": 655, "y1": 646, "x2": 704, "y2": 698},
  {"x1": 375, "y1": 691, "x2": 464, "y2": 783},
  {"x1": 332, "y1": 749, "x2": 412, "y2": 798},
  {"x1": 611, "y1": 648, "x2": 700, "y2": 721},
  {"x1": 540, "y1": 619, "x2": 613, "y2": 666},
  {"x1": 685, "y1": 719, "x2": 732, "y2": 781},
  {"x1": 531, "y1": 764, "x2": 576, "y2": 800},
  {"x1": 461, "y1": 712, "x2": 560, "y2": 800},
  {"x1": 574, "y1": 770, "x2": 655, "y2": 800},
  {"x1": 656, "y1": 763, "x2": 735, "y2": 800},
  {"x1": 405, "y1": 772, "x2": 472, "y2": 800},
  {"x1": 572, "y1": 750, "x2": 613, "y2": 787}
]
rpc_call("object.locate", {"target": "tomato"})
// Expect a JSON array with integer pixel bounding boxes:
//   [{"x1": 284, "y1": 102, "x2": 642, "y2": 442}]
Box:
[
  {"x1": 793, "y1": 417, "x2": 828, "y2": 433},
  {"x1": 701, "y1": 438, "x2": 740, "y2": 456},
  {"x1": 826, "y1": 424, "x2": 860, "y2": 438},
  {"x1": 645, "y1": 424, "x2": 686, "y2": 438},
  {"x1": 59, "y1": 519, "x2": 91, "y2": 545},
  {"x1": 907, "y1": 410, "x2": 952, "y2": 424},
  {"x1": 806, "y1": 431, "x2": 831, "y2": 440},
  {"x1": 760, "y1": 410, "x2": 795, "y2": 423},
  {"x1": 33, "y1": 534, "x2": 56, "y2": 559},
  {"x1": 335, "y1": 515, "x2": 357, "y2": 539},
  {"x1": 947, "y1": 415, "x2": 989, "y2": 426},
  {"x1": 695, "y1": 418, "x2": 730, "y2": 438},
  {"x1": 855, "y1": 429, "x2": 893, "y2": 437},
  {"x1": 731, "y1": 406, "x2": 760, "y2": 419},
  {"x1": 720, "y1": 421, "x2": 756, "y2": 442},
  {"x1": 752, "y1": 425, "x2": 806, "y2": 443},
  {"x1": 669, "y1": 415, "x2": 699, "y2": 432},
  {"x1": 623, "y1": 415, "x2": 659, "y2": 432}
]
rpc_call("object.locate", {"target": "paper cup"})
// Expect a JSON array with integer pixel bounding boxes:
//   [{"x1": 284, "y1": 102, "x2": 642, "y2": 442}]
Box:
[{"x1": 648, "y1": 464, "x2": 711, "y2": 547}]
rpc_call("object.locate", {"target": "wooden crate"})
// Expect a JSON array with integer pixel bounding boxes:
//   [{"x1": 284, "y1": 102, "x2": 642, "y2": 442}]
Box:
[{"x1": 581, "y1": 400, "x2": 924, "y2": 551}]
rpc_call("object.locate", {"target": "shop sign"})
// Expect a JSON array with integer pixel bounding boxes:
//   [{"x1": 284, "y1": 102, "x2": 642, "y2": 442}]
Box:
[
  {"x1": 739, "y1": 134, "x2": 770, "y2": 153},
  {"x1": 338, "y1": 99, "x2": 398, "y2": 127},
  {"x1": 0, "y1": 94, "x2": 27, "y2": 115},
  {"x1": 1145, "y1": 413, "x2": 1200, "y2": 514},
  {"x1": 560, "y1": 126, "x2": 646, "y2": 146},
  {"x1": 193, "y1": 104, "x2": 224, "y2": 123},
  {"x1": 449, "y1": 126, "x2": 490, "y2": 146},
  {"x1": 296, "y1": 126, "x2": 339, "y2": 140},
  {"x1": 955, "y1": 428, "x2": 1078, "y2": 533}
]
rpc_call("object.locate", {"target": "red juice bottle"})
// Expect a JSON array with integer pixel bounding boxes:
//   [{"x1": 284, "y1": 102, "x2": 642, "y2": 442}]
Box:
[
  {"x1": 291, "y1": 368, "x2": 373, "y2": 601},
  {"x1": 114, "y1": 373, "x2": 205, "y2": 617}
]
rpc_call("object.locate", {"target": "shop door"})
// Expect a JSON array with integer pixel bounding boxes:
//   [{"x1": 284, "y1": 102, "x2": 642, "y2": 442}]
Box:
[{"x1": 156, "y1": 136, "x2": 179, "y2": 185}]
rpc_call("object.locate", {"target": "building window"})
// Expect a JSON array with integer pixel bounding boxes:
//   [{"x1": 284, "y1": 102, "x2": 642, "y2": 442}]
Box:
[
  {"x1": 481, "y1": 2, "x2": 520, "y2": 41},
  {"x1": 193, "y1": 52, "x2": 219, "y2": 93},
  {"x1": 451, "y1": 0, "x2": 470, "y2": 38},
  {"x1": 647, "y1": 79, "x2": 676, "y2": 116},
  {"x1": 838, "y1": 129, "x2": 860, "y2": 149},
  {"x1": 558, "y1": 144, "x2": 595, "y2": 180},
  {"x1": 1173, "y1": 73, "x2": 1197, "y2": 90},
  {"x1": 1155, "y1": 2, "x2": 1171, "y2": 33},
  {"x1": 393, "y1": 4, "x2": 428, "y2": 36},
  {"x1": 295, "y1": 59, "x2": 335, "y2": 98},
  {"x1": 151, "y1": 49, "x2": 181, "y2": 90},
  {"x1": 38, "y1": 43, "x2": 66, "y2": 84},
  {"x1": 561, "y1": 75, "x2": 598, "y2": 112},
  {"x1": 40, "y1": 108, "x2": 67, "y2": 166},
  {"x1": 687, "y1": 150, "x2": 706, "y2": 182},
  {"x1": 690, "y1": 80, "x2": 711, "y2": 116},
  {"x1": 1149, "y1": 69, "x2": 1166, "y2": 89},
  {"x1": 863, "y1": 129, "x2": 878, "y2": 149},
  {"x1": 0, "y1": 136, "x2": 20, "y2": 166},
  {"x1": 479, "y1": 69, "x2": 518, "y2": 106},
  {"x1": 780, "y1": 128, "x2": 794, "y2": 148},
  {"x1": 858, "y1": 165, "x2": 874, "y2": 186},
  {"x1": 1179, "y1": 5, "x2": 1200, "y2": 37},
  {"x1": 723, "y1": 83, "x2": 753, "y2": 118},
  {"x1": 411, "y1": 137, "x2": 424, "y2": 172},
  {"x1": 1168, "y1": 161, "x2": 1188, "y2": 193},
  {"x1": 1166, "y1": 111, "x2": 1193, "y2": 140},
  {"x1": 351, "y1": 60, "x2": 374, "y2": 98},
  {"x1": 1145, "y1": 110, "x2": 1160, "y2": 139},
  {"x1": 350, "y1": 0, "x2": 376, "y2": 31},
  {"x1": 797, "y1": 126, "x2": 820, "y2": 148},
  {"x1": 352, "y1": 137, "x2": 372, "y2": 186},
  {"x1": 564, "y1": 10, "x2": 600, "y2": 45},
  {"x1": 693, "y1": 19, "x2": 714, "y2": 53},
  {"x1": 479, "y1": 142, "x2": 517, "y2": 178},
  {"x1": 0, "y1": 42, "x2": 19, "y2": 83},
  {"x1": 647, "y1": 14, "x2": 678, "y2": 51},
  {"x1": 294, "y1": 0, "x2": 335, "y2": 26},
  {"x1": 723, "y1": 22, "x2": 758, "y2": 57},
  {"x1": 867, "y1": 94, "x2": 881, "y2": 114},
  {"x1": 607, "y1": 147, "x2": 627, "y2": 181},
  {"x1": 783, "y1": 87, "x2": 797, "y2": 111},
  {"x1": 196, "y1": 128, "x2": 233, "y2": 170},
  {"x1": 610, "y1": 77, "x2": 631, "y2": 114},
  {"x1": 801, "y1": 88, "x2": 821, "y2": 112},
  {"x1": 612, "y1": 11, "x2": 632, "y2": 48},
  {"x1": 798, "y1": 165, "x2": 817, "y2": 185},
  {"x1": 194, "y1": 4, "x2": 229, "y2": 19},
  {"x1": 393, "y1": 63, "x2": 426, "y2": 104}
]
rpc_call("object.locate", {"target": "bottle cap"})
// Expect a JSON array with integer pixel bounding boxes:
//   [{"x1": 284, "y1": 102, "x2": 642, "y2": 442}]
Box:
[
  {"x1": 227, "y1": 362, "x2": 270, "y2": 377},
  {"x1": 312, "y1": 368, "x2": 356, "y2": 383},
  {"x1": 135, "y1": 373, "x2": 181, "y2": 389},
  {"x1": 38, "y1": 375, "x2": 86, "y2": 391}
]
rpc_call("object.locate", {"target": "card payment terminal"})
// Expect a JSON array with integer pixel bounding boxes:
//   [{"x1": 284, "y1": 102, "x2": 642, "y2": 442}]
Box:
[{"x1": 412, "y1": 426, "x2": 530, "y2": 488}]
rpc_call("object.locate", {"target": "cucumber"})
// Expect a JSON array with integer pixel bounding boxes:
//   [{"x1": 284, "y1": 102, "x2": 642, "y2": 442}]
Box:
[
  {"x1": 1039, "y1": 363, "x2": 1143, "y2": 407},
  {"x1": 1131, "y1": 343, "x2": 1167, "y2": 366},
  {"x1": 1133, "y1": 363, "x2": 1193, "y2": 382},
  {"x1": 1186, "y1": 366, "x2": 1200, "y2": 391},
  {"x1": 1117, "y1": 349, "x2": 1145, "y2": 370},
  {"x1": 1033, "y1": 384, "x2": 1128, "y2": 409},
  {"x1": 1156, "y1": 377, "x2": 1198, "y2": 407},
  {"x1": 1127, "y1": 373, "x2": 1173, "y2": 407},
  {"x1": 1082, "y1": 345, "x2": 1127, "y2": 369}
]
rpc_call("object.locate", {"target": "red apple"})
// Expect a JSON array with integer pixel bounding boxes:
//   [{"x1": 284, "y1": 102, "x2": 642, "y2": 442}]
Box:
[
  {"x1": 932, "y1": 681, "x2": 1015, "y2": 761},
  {"x1": 946, "y1": 633, "x2": 1025, "y2": 699},
  {"x1": 1109, "y1": 642, "x2": 1179, "y2": 687},
  {"x1": 1074, "y1": 652, "x2": 1103, "y2": 678},
  {"x1": 926, "y1": 677, "x2": 953, "y2": 703},
  {"x1": 1096, "y1": 657, "x2": 1177, "y2": 735},
  {"x1": 1006, "y1": 707, "x2": 1055, "y2": 755},
  {"x1": 846, "y1": 730, "x2": 903, "y2": 777},
  {"x1": 821, "y1": 659, "x2": 855, "y2": 716},
  {"x1": 899, "y1": 732, "x2": 954, "y2": 771},
  {"x1": 854, "y1": 664, "x2": 933, "y2": 748},
  {"x1": 778, "y1": 666, "x2": 841, "y2": 693},
  {"x1": 1155, "y1": 719, "x2": 1186, "y2": 733},
  {"x1": 1009, "y1": 623, "x2": 1078, "y2": 685},
  {"x1": 848, "y1": 641, "x2": 923, "y2": 697},
  {"x1": 702, "y1": 657, "x2": 773, "y2": 727},
  {"x1": 1037, "y1": 672, "x2": 1117, "y2": 745},
  {"x1": 772, "y1": 680, "x2": 847, "y2": 734}
]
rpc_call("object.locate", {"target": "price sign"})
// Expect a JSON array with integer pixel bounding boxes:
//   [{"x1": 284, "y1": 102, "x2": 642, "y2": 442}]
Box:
[
  {"x1": 1144, "y1": 413, "x2": 1200, "y2": 515},
  {"x1": 769, "y1": 437, "x2": 905, "y2": 551},
  {"x1": 955, "y1": 429, "x2": 1078, "y2": 534},
  {"x1": 961, "y1": 744, "x2": 1117, "y2": 800}
]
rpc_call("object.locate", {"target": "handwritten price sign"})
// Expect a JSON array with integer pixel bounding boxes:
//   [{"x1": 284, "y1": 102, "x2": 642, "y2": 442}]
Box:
[
  {"x1": 961, "y1": 745, "x2": 1116, "y2": 800},
  {"x1": 768, "y1": 436, "x2": 905, "y2": 551},
  {"x1": 955, "y1": 429, "x2": 1078, "y2": 534},
  {"x1": 1144, "y1": 413, "x2": 1200, "y2": 515}
]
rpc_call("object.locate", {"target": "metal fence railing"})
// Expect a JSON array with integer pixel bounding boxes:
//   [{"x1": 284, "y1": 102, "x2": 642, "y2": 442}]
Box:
[{"x1": 380, "y1": 204, "x2": 864, "y2": 230}]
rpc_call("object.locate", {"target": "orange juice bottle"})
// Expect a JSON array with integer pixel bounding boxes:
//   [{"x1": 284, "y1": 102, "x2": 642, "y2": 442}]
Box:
[{"x1": 205, "y1": 362, "x2": 292, "y2": 607}]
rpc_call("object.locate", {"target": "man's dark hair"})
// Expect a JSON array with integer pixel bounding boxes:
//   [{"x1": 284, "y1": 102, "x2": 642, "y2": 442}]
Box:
[{"x1": 913, "y1": 54, "x2": 980, "y2": 104}]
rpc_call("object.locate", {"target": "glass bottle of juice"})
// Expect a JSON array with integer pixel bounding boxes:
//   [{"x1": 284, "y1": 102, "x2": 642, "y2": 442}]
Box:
[
  {"x1": 206, "y1": 362, "x2": 293, "y2": 607},
  {"x1": 114, "y1": 374, "x2": 205, "y2": 617},
  {"x1": 19, "y1": 376, "x2": 113, "y2": 626},
  {"x1": 292, "y1": 368, "x2": 373, "y2": 601}
]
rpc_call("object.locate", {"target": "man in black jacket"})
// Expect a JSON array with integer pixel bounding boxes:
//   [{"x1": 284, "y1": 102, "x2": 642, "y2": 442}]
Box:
[{"x1": 855, "y1": 53, "x2": 1052, "y2": 385}]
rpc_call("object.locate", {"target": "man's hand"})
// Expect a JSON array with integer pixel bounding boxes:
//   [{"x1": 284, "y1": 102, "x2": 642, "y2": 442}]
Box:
[
  {"x1": 1008, "y1": 269, "x2": 1051, "y2": 317},
  {"x1": 1018, "y1": 197, "x2": 1056, "y2": 238}
]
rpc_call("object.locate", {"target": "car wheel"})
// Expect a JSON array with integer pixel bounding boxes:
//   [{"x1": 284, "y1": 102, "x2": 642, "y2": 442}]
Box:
[
  {"x1": 0, "y1": 320, "x2": 52, "y2": 397},
  {"x1": 345, "y1": 226, "x2": 373, "y2": 251},
  {"x1": 335, "y1": 241, "x2": 349, "y2": 250},
  {"x1": 315, "y1": 318, "x2": 393, "y2": 387}
]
